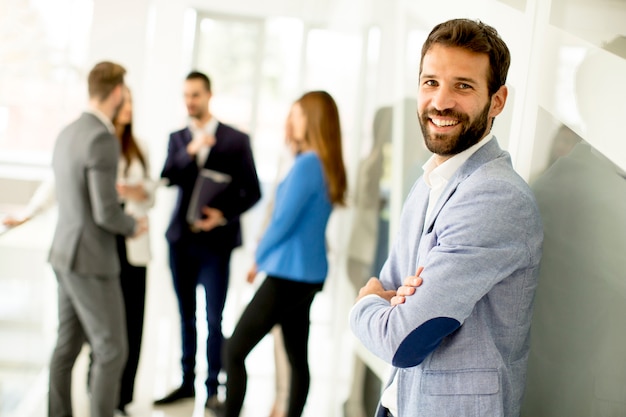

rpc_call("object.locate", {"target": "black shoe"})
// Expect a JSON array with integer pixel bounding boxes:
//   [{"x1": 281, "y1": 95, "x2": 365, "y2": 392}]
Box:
[
  {"x1": 205, "y1": 394, "x2": 224, "y2": 414},
  {"x1": 153, "y1": 385, "x2": 195, "y2": 405}
]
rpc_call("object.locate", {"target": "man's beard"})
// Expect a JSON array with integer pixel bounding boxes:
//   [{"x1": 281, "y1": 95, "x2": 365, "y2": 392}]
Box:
[
  {"x1": 419, "y1": 100, "x2": 491, "y2": 157},
  {"x1": 188, "y1": 108, "x2": 201, "y2": 120}
]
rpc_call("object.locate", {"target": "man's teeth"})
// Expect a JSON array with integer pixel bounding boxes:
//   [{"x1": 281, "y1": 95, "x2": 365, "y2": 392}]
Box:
[{"x1": 432, "y1": 119, "x2": 458, "y2": 127}]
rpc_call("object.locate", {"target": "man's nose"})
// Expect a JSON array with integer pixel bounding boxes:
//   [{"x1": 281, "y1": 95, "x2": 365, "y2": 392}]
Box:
[{"x1": 431, "y1": 87, "x2": 455, "y2": 111}]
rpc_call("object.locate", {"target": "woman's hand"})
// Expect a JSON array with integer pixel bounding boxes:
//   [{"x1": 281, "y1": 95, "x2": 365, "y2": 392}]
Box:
[
  {"x1": 246, "y1": 264, "x2": 258, "y2": 284},
  {"x1": 2, "y1": 215, "x2": 29, "y2": 227}
]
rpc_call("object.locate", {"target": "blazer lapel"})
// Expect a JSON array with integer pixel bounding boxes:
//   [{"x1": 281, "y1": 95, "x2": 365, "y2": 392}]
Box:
[
  {"x1": 423, "y1": 138, "x2": 504, "y2": 234},
  {"x1": 182, "y1": 127, "x2": 193, "y2": 146}
]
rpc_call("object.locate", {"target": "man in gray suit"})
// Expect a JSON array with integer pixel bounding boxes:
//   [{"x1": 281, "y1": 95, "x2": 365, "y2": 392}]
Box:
[
  {"x1": 350, "y1": 19, "x2": 543, "y2": 417},
  {"x1": 47, "y1": 61, "x2": 146, "y2": 417}
]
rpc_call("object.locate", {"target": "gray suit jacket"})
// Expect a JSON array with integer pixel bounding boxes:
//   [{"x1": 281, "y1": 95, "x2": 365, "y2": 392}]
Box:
[
  {"x1": 48, "y1": 112, "x2": 136, "y2": 276},
  {"x1": 350, "y1": 138, "x2": 543, "y2": 417}
]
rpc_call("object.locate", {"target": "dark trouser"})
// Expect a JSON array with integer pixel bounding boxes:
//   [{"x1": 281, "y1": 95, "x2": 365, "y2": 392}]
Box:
[
  {"x1": 169, "y1": 240, "x2": 231, "y2": 396},
  {"x1": 223, "y1": 276, "x2": 323, "y2": 417},
  {"x1": 116, "y1": 235, "x2": 147, "y2": 409}
]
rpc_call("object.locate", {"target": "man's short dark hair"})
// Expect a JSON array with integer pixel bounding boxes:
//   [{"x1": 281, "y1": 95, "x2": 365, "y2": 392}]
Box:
[
  {"x1": 420, "y1": 19, "x2": 511, "y2": 97},
  {"x1": 186, "y1": 71, "x2": 212, "y2": 93},
  {"x1": 88, "y1": 61, "x2": 126, "y2": 101}
]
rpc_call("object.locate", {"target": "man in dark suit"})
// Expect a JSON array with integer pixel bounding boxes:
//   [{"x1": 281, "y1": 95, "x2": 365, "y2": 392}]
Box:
[
  {"x1": 156, "y1": 71, "x2": 261, "y2": 411},
  {"x1": 48, "y1": 61, "x2": 146, "y2": 417}
]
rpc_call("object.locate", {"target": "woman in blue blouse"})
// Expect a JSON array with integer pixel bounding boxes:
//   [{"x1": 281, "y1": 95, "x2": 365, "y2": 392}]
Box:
[{"x1": 223, "y1": 91, "x2": 347, "y2": 417}]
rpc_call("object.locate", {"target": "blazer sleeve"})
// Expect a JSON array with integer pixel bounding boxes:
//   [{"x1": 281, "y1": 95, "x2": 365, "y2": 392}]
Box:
[
  {"x1": 350, "y1": 177, "x2": 541, "y2": 368},
  {"x1": 220, "y1": 133, "x2": 261, "y2": 221},
  {"x1": 86, "y1": 132, "x2": 136, "y2": 236},
  {"x1": 160, "y1": 130, "x2": 197, "y2": 186}
]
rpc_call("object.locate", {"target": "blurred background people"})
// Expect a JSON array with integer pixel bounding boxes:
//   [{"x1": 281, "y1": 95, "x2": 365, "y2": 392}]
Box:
[
  {"x1": 223, "y1": 90, "x2": 347, "y2": 417},
  {"x1": 3, "y1": 82, "x2": 156, "y2": 417},
  {"x1": 156, "y1": 71, "x2": 261, "y2": 412},
  {"x1": 247, "y1": 113, "x2": 303, "y2": 417},
  {"x1": 47, "y1": 61, "x2": 145, "y2": 417}
]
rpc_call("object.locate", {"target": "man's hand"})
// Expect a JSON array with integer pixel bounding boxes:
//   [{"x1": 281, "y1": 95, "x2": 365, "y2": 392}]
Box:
[
  {"x1": 186, "y1": 133, "x2": 215, "y2": 156},
  {"x1": 356, "y1": 278, "x2": 397, "y2": 303},
  {"x1": 131, "y1": 216, "x2": 148, "y2": 238},
  {"x1": 390, "y1": 266, "x2": 424, "y2": 306},
  {"x1": 193, "y1": 207, "x2": 227, "y2": 232}
]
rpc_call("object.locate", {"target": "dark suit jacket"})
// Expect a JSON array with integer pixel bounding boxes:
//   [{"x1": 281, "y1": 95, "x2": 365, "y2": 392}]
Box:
[
  {"x1": 48, "y1": 112, "x2": 136, "y2": 275},
  {"x1": 161, "y1": 123, "x2": 261, "y2": 251}
]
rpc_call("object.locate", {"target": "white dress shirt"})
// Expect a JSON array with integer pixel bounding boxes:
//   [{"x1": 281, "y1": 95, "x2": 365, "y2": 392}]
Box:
[{"x1": 190, "y1": 117, "x2": 219, "y2": 167}]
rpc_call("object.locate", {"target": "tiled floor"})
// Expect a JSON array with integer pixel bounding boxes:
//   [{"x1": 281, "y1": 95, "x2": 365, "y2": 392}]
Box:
[{"x1": 0, "y1": 188, "x2": 363, "y2": 417}]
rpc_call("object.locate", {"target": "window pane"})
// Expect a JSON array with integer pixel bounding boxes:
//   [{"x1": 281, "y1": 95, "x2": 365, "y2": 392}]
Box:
[
  {"x1": 0, "y1": 0, "x2": 92, "y2": 163},
  {"x1": 303, "y1": 28, "x2": 363, "y2": 168},
  {"x1": 194, "y1": 15, "x2": 263, "y2": 132},
  {"x1": 254, "y1": 17, "x2": 304, "y2": 181},
  {"x1": 551, "y1": 0, "x2": 626, "y2": 59}
]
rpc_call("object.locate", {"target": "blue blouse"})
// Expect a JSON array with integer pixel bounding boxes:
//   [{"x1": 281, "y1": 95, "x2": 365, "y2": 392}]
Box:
[{"x1": 255, "y1": 151, "x2": 332, "y2": 283}]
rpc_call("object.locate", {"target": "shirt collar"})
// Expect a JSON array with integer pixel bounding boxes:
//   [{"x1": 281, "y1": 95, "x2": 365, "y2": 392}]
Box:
[
  {"x1": 86, "y1": 107, "x2": 115, "y2": 134},
  {"x1": 189, "y1": 117, "x2": 219, "y2": 137},
  {"x1": 422, "y1": 134, "x2": 493, "y2": 188}
]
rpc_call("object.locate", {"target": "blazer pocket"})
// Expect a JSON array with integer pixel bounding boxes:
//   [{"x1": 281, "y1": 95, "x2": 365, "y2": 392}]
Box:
[
  {"x1": 419, "y1": 369, "x2": 503, "y2": 417},
  {"x1": 591, "y1": 376, "x2": 626, "y2": 416}
]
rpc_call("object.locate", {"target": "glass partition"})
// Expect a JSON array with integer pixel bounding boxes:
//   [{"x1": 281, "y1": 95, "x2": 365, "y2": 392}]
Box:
[
  {"x1": 550, "y1": 0, "x2": 626, "y2": 59},
  {"x1": 522, "y1": 109, "x2": 626, "y2": 416}
]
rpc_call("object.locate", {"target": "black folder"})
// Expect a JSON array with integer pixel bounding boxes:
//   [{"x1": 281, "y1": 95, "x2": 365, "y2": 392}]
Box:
[{"x1": 186, "y1": 169, "x2": 232, "y2": 224}]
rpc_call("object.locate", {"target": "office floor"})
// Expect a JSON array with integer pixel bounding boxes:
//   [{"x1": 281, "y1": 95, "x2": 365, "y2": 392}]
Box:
[{"x1": 0, "y1": 189, "x2": 361, "y2": 417}]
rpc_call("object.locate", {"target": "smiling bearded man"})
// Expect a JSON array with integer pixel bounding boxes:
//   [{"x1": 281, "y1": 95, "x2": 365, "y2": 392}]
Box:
[{"x1": 350, "y1": 19, "x2": 543, "y2": 417}]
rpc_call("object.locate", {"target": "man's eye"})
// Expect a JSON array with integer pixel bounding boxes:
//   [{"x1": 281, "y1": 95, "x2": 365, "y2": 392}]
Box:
[
  {"x1": 458, "y1": 83, "x2": 472, "y2": 89},
  {"x1": 424, "y1": 80, "x2": 437, "y2": 87}
]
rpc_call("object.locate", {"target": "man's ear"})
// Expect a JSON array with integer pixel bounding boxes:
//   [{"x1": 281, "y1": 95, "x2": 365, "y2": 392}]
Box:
[{"x1": 489, "y1": 85, "x2": 508, "y2": 118}]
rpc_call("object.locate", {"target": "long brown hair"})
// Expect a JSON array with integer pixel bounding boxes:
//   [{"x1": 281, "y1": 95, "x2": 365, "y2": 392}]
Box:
[
  {"x1": 113, "y1": 89, "x2": 146, "y2": 176},
  {"x1": 117, "y1": 123, "x2": 147, "y2": 176},
  {"x1": 296, "y1": 91, "x2": 347, "y2": 206}
]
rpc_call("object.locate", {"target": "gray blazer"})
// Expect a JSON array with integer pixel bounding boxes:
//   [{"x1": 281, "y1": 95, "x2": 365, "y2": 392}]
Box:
[
  {"x1": 350, "y1": 138, "x2": 543, "y2": 417},
  {"x1": 48, "y1": 112, "x2": 135, "y2": 276}
]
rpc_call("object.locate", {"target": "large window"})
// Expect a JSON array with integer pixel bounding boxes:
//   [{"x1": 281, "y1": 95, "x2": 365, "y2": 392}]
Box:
[
  {"x1": 192, "y1": 12, "x2": 375, "y2": 186},
  {"x1": 0, "y1": 0, "x2": 93, "y2": 166}
]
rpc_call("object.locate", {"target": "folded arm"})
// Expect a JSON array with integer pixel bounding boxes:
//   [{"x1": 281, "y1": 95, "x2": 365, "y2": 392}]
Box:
[{"x1": 350, "y1": 179, "x2": 538, "y2": 368}]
